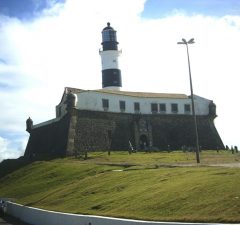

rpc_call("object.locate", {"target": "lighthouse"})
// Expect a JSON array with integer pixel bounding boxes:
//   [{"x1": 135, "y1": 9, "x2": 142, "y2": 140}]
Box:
[{"x1": 99, "y1": 22, "x2": 122, "y2": 90}]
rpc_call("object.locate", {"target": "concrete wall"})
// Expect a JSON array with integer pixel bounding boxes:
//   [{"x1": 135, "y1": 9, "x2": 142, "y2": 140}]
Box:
[{"x1": 5, "y1": 201, "x2": 219, "y2": 225}]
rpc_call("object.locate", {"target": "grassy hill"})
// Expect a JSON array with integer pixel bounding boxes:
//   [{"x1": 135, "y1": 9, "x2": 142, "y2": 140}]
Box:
[{"x1": 0, "y1": 151, "x2": 240, "y2": 223}]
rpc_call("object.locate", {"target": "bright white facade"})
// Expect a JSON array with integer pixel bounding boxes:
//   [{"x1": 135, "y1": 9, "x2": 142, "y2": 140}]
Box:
[{"x1": 56, "y1": 88, "x2": 212, "y2": 118}]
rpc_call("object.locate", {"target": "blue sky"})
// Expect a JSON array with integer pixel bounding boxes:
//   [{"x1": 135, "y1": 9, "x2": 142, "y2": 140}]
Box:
[
  {"x1": 0, "y1": 0, "x2": 240, "y2": 161},
  {"x1": 1, "y1": 0, "x2": 239, "y2": 20},
  {"x1": 0, "y1": 0, "x2": 65, "y2": 20},
  {"x1": 142, "y1": 0, "x2": 240, "y2": 18}
]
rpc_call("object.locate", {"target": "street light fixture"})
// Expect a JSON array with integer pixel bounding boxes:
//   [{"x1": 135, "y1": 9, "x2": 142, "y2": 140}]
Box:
[{"x1": 177, "y1": 38, "x2": 200, "y2": 163}]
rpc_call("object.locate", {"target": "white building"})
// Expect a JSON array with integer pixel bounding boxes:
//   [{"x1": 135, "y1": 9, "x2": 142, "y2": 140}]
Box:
[{"x1": 56, "y1": 88, "x2": 212, "y2": 118}]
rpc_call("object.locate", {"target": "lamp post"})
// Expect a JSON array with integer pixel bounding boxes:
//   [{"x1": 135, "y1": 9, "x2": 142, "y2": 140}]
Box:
[{"x1": 177, "y1": 38, "x2": 200, "y2": 163}]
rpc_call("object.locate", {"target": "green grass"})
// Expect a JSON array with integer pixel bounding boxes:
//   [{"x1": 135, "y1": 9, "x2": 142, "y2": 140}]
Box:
[
  {"x1": 0, "y1": 151, "x2": 240, "y2": 223},
  {"x1": 85, "y1": 150, "x2": 240, "y2": 165}
]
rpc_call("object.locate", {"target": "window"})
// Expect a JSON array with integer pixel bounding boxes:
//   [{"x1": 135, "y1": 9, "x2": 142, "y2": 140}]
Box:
[
  {"x1": 134, "y1": 102, "x2": 140, "y2": 113},
  {"x1": 119, "y1": 100, "x2": 126, "y2": 112},
  {"x1": 184, "y1": 104, "x2": 191, "y2": 114},
  {"x1": 151, "y1": 103, "x2": 158, "y2": 113},
  {"x1": 102, "y1": 31, "x2": 110, "y2": 41},
  {"x1": 171, "y1": 103, "x2": 178, "y2": 113},
  {"x1": 159, "y1": 103, "x2": 166, "y2": 113},
  {"x1": 102, "y1": 30, "x2": 117, "y2": 42},
  {"x1": 102, "y1": 99, "x2": 109, "y2": 111}
]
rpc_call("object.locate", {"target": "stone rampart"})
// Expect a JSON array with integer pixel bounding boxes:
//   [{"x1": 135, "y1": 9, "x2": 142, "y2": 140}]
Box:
[
  {"x1": 24, "y1": 109, "x2": 224, "y2": 157},
  {"x1": 73, "y1": 110, "x2": 224, "y2": 151},
  {"x1": 24, "y1": 114, "x2": 70, "y2": 158}
]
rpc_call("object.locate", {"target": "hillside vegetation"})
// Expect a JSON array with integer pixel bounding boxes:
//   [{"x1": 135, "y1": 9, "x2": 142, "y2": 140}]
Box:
[{"x1": 0, "y1": 151, "x2": 240, "y2": 223}]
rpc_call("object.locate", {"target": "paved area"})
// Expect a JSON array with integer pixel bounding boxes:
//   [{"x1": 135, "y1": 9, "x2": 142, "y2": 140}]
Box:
[{"x1": 0, "y1": 215, "x2": 30, "y2": 225}]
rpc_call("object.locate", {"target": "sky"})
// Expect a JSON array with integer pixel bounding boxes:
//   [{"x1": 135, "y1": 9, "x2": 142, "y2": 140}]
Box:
[{"x1": 0, "y1": 0, "x2": 240, "y2": 162}]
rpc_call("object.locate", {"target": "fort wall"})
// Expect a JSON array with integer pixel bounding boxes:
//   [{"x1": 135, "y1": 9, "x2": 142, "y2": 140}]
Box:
[
  {"x1": 73, "y1": 110, "x2": 224, "y2": 151},
  {"x1": 24, "y1": 109, "x2": 224, "y2": 157},
  {"x1": 24, "y1": 114, "x2": 70, "y2": 157}
]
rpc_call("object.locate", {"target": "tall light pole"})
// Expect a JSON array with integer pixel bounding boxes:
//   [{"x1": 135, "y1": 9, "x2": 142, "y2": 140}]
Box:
[{"x1": 177, "y1": 38, "x2": 200, "y2": 163}]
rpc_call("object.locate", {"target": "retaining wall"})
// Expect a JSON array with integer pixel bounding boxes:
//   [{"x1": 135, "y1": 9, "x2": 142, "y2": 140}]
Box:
[{"x1": 6, "y1": 201, "x2": 223, "y2": 225}]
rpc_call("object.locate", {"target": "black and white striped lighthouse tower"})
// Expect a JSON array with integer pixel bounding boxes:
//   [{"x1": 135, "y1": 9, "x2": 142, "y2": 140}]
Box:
[{"x1": 100, "y1": 22, "x2": 122, "y2": 90}]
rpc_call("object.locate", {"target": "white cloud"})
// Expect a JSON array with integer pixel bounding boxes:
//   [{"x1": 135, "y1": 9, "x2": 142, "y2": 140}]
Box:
[
  {"x1": 1, "y1": 0, "x2": 240, "y2": 161},
  {"x1": 0, "y1": 136, "x2": 27, "y2": 162}
]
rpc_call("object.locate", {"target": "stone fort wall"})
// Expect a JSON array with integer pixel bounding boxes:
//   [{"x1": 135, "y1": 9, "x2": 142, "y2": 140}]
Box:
[
  {"x1": 24, "y1": 114, "x2": 70, "y2": 157},
  {"x1": 24, "y1": 109, "x2": 224, "y2": 157}
]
